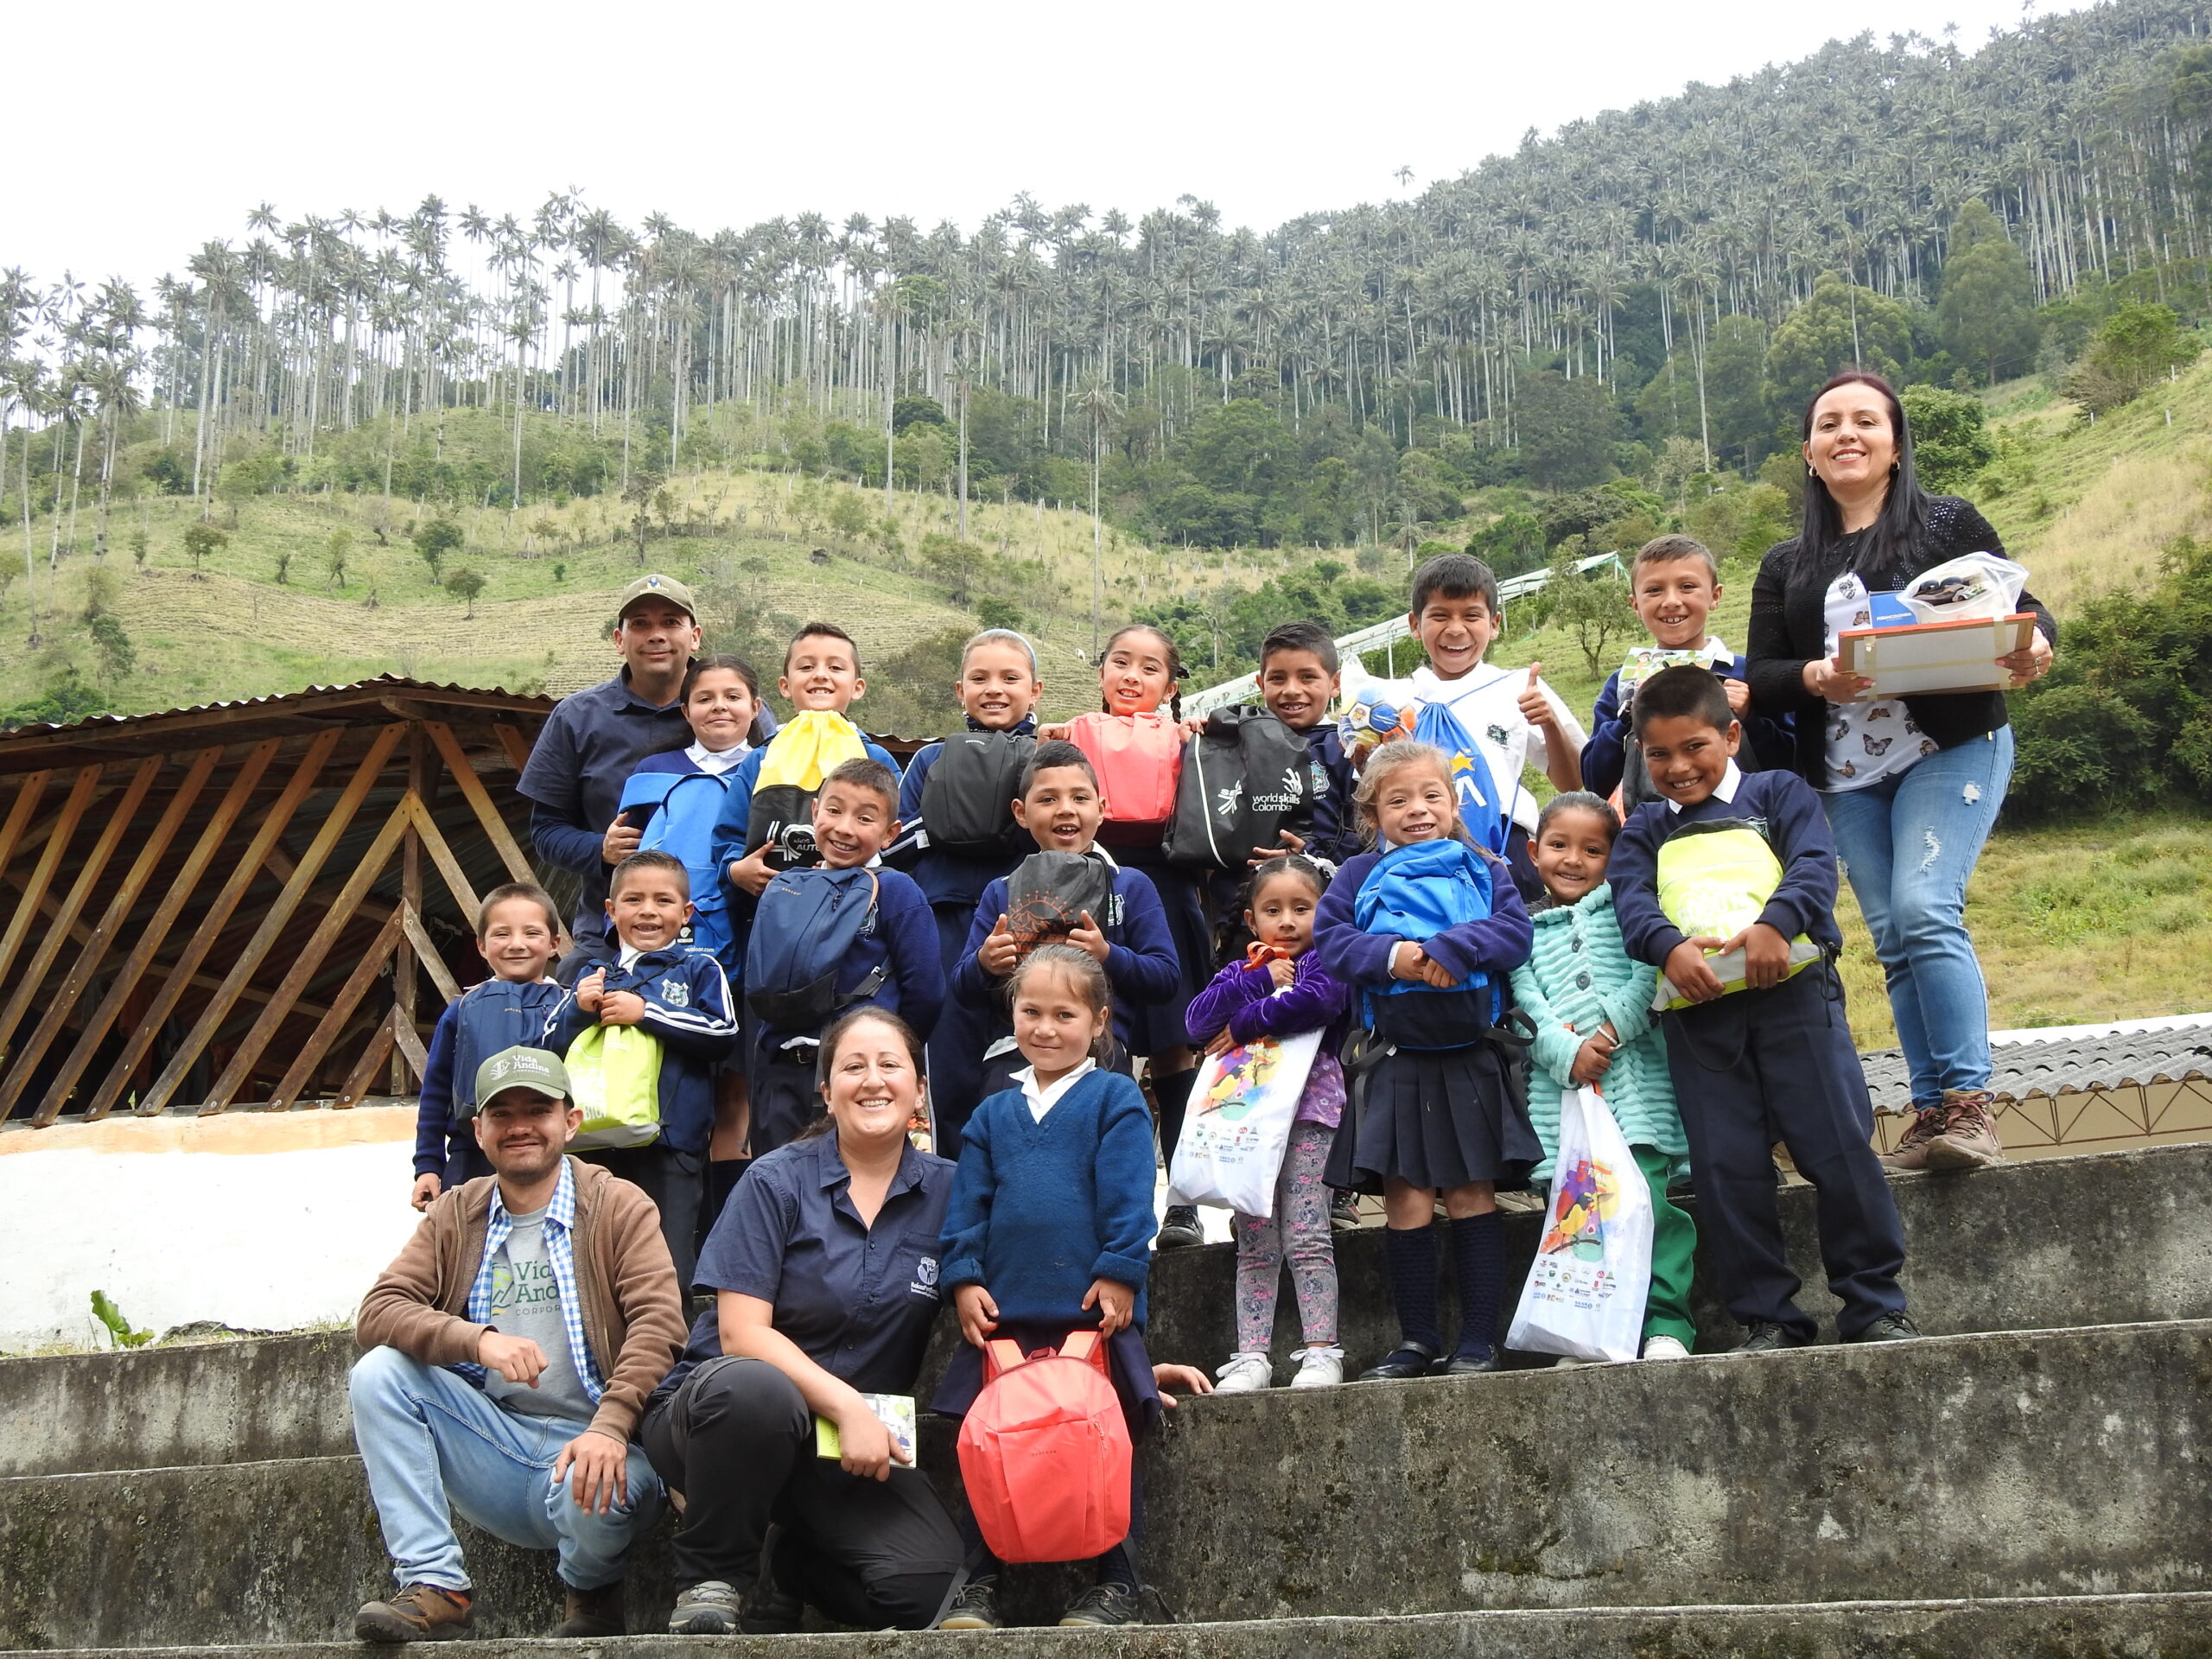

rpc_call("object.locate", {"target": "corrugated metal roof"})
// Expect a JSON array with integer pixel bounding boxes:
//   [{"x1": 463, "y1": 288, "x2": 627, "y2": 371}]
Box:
[
  {"x1": 1862, "y1": 1025, "x2": 2212, "y2": 1114},
  {"x1": 0, "y1": 675, "x2": 554, "y2": 740}
]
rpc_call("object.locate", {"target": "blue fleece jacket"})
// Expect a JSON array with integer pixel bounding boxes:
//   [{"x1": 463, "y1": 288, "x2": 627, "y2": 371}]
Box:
[
  {"x1": 938, "y1": 1066, "x2": 1157, "y2": 1325},
  {"x1": 542, "y1": 944, "x2": 741, "y2": 1154},
  {"x1": 1606, "y1": 766, "x2": 1845, "y2": 969},
  {"x1": 749, "y1": 865, "x2": 946, "y2": 1048},
  {"x1": 1580, "y1": 652, "x2": 1795, "y2": 803},
  {"x1": 953, "y1": 861, "x2": 1180, "y2": 1058}
]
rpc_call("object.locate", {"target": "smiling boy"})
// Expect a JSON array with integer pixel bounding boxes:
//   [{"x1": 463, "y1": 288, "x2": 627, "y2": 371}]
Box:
[
  {"x1": 1581, "y1": 535, "x2": 1794, "y2": 810},
  {"x1": 1253, "y1": 621, "x2": 1362, "y2": 875},
  {"x1": 1402, "y1": 554, "x2": 1586, "y2": 895},
  {"x1": 1606, "y1": 665, "x2": 1916, "y2": 1354},
  {"x1": 743, "y1": 759, "x2": 944, "y2": 1154},
  {"x1": 544, "y1": 852, "x2": 741, "y2": 1291},
  {"x1": 950, "y1": 741, "x2": 1180, "y2": 1123}
]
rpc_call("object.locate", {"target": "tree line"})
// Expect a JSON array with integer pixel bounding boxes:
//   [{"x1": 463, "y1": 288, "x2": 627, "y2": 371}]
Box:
[{"x1": 7, "y1": 0, "x2": 2212, "y2": 588}]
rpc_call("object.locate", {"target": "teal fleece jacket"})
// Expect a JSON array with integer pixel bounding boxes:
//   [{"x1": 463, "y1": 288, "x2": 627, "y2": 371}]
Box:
[{"x1": 1508, "y1": 882, "x2": 1686, "y2": 1182}]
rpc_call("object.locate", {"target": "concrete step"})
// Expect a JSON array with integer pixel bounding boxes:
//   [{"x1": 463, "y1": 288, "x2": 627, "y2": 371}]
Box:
[
  {"x1": 10, "y1": 1592, "x2": 2212, "y2": 1658},
  {"x1": 8, "y1": 1141, "x2": 2209, "y2": 1479},
  {"x1": 3, "y1": 1319, "x2": 2204, "y2": 1649}
]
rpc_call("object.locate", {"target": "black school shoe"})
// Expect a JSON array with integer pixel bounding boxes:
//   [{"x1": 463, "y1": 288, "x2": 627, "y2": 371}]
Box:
[
  {"x1": 1155, "y1": 1205, "x2": 1205, "y2": 1249},
  {"x1": 937, "y1": 1580, "x2": 1001, "y2": 1631},
  {"x1": 1847, "y1": 1313, "x2": 1924, "y2": 1344},
  {"x1": 1440, "y1": 1349, "x2": 1501, "y2": 1376},
  {"x1": 1359, "y1": 1339, "x2": 1441, "y2": 1381},
  {"x1": 1734, "y1": 1320, "x2": 1815, "y2": 1354},
  {"x1": 1060, "y1": 1583, "x2": 1145, "y2": 1627}
]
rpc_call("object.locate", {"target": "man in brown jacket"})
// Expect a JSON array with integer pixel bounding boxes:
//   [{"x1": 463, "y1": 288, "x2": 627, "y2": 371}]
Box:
[{"x1": 350, "y1": 1046, "x2": 686, "y2": 1643}]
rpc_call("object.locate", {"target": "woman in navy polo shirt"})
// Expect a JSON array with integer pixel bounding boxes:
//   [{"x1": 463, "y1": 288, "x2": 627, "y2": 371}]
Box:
[{"x1": 640, "y1": 1008, "x2": 961, "y2": 1635}]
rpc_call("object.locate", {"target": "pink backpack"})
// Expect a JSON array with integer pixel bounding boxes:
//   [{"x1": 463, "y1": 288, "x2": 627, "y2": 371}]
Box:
[
  {"x1": 1067, "y1": 712, "x2": 1183, "y2": 845},
  {"x1": 956, "y1": 1330, "x2": 1132, "y2": 1564}
]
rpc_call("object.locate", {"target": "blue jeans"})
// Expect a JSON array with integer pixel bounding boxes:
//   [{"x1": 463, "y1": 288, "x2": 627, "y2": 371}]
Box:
[
  {"x1": 349, "y1": 1346, "x2": 664, "y2": 1592},
  {"x1": 1821, "y1": 728, "x2": 2012, "y2": 1111}
]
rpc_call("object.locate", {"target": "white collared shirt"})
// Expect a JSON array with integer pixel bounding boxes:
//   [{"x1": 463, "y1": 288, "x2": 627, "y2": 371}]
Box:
[
  {"x1": 618, "y1": 943, "x2": 644, "y2": 969},
  {"x1": 1014, "y1": 1058, "x2": 1097, "y2": 1123},
  {"x1": 684, "y1": 740, "x2": 750, "y2": 775},
  {"x1": 1667, "y1": 760, "x2": 1744, "y2": 814}
]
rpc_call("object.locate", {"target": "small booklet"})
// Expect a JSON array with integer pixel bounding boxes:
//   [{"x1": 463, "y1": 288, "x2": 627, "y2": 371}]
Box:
[{"x1": 814, "y1": 1393, "x2": 917, "y2": 1463}]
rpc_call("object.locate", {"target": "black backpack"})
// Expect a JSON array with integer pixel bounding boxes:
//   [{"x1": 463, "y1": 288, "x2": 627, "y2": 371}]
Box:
[
  {"x1": 920, "y1": 730, "x2": 1037, "y2": 858},
  {"x1": 1003, "y1": 852, "x2": 1116, "y2": 951},
  {"x1": 1163, "y1": 706, "x2": 1314, "y2": 870},
  {"x1": 745, "y1": 867, "x2": 886, "y2": 1030}
]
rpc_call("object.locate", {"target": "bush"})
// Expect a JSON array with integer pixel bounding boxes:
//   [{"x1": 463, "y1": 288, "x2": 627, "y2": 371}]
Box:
[
  {"x1": 1898, "y1": 385, "x2": 1996, "y2": 494},
  {"x1": 2010, "y1": 535, "x2": 2212, "y2": 818}
]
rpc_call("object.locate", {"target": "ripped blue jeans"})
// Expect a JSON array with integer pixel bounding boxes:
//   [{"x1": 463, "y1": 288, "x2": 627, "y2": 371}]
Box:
[{"x1": 1821, "y1": 727, "x2": 2012, "y2": 1112}]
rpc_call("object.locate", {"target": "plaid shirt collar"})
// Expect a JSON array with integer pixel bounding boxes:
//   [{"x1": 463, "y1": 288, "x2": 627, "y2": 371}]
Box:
[{"x1": 455, "y1": 1157, "x2": 604, "y2": 1402}]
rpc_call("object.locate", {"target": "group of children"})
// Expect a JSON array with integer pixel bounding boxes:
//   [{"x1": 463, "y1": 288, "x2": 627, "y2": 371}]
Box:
[{"x1": 415, "y1": 537, "x2": 1918, "y2": 1506}]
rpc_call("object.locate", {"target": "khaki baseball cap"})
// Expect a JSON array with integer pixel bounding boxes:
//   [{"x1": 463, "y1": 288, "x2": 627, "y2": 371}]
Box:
[
  {"x1": 473, "y1": 1046, "x2": 572, "y2": 1111},
  {"x1": 615, "y1": 573, "x2": 698, "y2": 621}
]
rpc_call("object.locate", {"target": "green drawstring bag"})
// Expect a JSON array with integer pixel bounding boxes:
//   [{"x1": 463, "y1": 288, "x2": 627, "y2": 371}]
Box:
[{"x1": 564, "y1": 1023, "x2": 664, "y2": 1148}]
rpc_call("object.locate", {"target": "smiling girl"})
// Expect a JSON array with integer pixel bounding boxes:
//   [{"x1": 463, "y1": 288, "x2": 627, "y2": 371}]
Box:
[
  {"x1": 1507, "y1": 791, "x2": 1696, "y2": 1361},
  {"x1": 1312, "y1": 741, "x2": 1537, "y2": 1381},
  {"x1": 1045, "y1": 624, "x2": 1214, "y2": 1249}
]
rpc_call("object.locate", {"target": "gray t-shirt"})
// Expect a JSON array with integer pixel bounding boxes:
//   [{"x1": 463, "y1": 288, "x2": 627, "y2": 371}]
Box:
[{"x1": 482, "y1": 1205, "x2": 596, "y2": 1425}]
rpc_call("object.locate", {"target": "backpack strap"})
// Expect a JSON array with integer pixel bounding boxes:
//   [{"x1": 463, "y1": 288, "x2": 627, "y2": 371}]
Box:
[
  {"x1": 833, "y1": 871, "x2": 888, "y2": 1010},
  {"x1": 1058, "y1": 1328, "x2": 1110, "y2": 1376},
  {"x1": 982, "y1": 1337, "x2": 1026, "y2": 1382}
]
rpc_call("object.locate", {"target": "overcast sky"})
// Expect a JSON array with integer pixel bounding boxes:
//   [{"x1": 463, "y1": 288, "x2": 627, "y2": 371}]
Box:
[{"x1": 14, "y1": 0, "x2": 2069, "y2": 291}]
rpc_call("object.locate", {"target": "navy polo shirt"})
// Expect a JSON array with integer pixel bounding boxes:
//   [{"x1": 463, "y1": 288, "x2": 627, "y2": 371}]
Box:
[
  {"x1": 517, "y1": 667, "x2": 776, "y2": 949},
  {"x1": 663, "y1": 1131, "x2": 954, "y2": 1398}
]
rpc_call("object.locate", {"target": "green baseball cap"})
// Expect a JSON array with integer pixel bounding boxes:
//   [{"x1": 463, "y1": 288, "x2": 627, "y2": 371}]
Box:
[
  {"x1": 473, "y1": 1046, "x2": 572, "y2": 1111},
  {"x1": 615, "y1": 573, "x2": 698, "y2": 622}
]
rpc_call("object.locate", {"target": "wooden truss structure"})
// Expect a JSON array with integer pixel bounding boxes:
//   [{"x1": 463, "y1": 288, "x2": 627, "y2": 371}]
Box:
[{"x1": 0, "y1": 678, "x2": 558, "y2": 1124}]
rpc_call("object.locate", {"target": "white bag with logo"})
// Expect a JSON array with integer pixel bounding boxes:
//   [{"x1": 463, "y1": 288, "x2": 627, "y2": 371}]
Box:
[
  {"x1": 1167, "y1": 1031, "x2": 1322, "y2": 1219},
  {"x1": 1506, "y1": 1086, "x2": 1653, "y2": 1363}
]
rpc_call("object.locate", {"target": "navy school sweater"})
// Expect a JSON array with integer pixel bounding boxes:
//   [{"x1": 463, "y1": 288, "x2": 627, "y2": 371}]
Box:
[
  {"x1": 541, "y1": 944, "x2": 741, "y2": 1155},
  {"x1": 1605, "y1": 765, "x2": 1846, "y2": 971},
  {"x1": 938, "y1": 1066, "x2": 1157, "y2": 1326},
  {"x1": 952, "y1": 860, "x2": 1180, "y2": 1060}
]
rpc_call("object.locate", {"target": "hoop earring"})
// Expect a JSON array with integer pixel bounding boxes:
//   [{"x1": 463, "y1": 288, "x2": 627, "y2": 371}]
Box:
[{"x1": 1807, "y1": 465, "x2": 1816, "y2": 478}]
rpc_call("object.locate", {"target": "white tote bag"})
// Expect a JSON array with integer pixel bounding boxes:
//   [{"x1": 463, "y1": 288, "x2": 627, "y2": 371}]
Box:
[
  {"x1": 1505, "y1": 1086, "x2": 1654, "y2": 1363},
  {"x1": 1167, "y1": 1030, "x2": 1322, "y2": 1219}
]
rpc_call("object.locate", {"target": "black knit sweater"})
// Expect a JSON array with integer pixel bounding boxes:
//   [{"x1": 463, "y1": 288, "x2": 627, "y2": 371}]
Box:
[{"x1": 1746, "y1": 495, "x2": 2057, "y2": 788}]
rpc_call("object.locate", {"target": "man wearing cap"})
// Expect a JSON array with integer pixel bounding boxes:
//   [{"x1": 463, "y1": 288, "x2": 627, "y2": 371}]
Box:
[
  {"x1": 350, "y1": 1046, "x2": 687, "y2": 1643},
  {"x1": 518, "y1": 575, "x2": 777, "y2": 973}
]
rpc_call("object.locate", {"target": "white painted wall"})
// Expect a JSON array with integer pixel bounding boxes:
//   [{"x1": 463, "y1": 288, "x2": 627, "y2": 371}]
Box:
[{"x1": 0, "y1": 1106, "x2": 426, "y2": 1352}]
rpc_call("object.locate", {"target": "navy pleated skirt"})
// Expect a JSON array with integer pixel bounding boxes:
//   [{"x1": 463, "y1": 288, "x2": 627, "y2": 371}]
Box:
[{"x1": 1325, "y1": 1040, "x2": 1537, "y2": 1194}]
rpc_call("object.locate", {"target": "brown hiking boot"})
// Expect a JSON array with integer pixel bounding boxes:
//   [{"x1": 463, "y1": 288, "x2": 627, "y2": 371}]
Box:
[
  {"x1": 1877, "y1": 1105, "x2": 1945, "y2": 1173},
  {"x1": 356, "y1": 1584, "x2": 474, "y2": 1643},
  {"x1": 1923, "y1": 1090, "x2": 2005, "y2": 1171},
  {"x1": 557, "y1": 1580, "x2": 626, "y2": 1638}
]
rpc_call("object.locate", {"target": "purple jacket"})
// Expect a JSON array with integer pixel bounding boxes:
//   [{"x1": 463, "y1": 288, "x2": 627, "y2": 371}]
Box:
[
  {"x1": 1185, "y1": 952, "x2": 1351, "y2": 1128},
  {"x1": 1312, "y1": 846, "x2": 1535, "y2": 992},
  {"x1": 1185, "y1": 953, "x2": 1349, "y2": 1049}
]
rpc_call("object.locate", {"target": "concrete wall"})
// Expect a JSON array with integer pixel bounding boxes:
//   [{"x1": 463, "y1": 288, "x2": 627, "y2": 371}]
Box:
[{"x1": 0, "y1": 1107, "x2": 423, "y2": 1352}]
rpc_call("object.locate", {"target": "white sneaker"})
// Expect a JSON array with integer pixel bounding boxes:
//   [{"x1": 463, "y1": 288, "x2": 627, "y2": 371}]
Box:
[
  {"x1": 1214, "y1": 1352, "x2": 1273, "y2": 1392},
  {"x1": 1288, "y1": 1346, "x2": 1344, "y2": 1389},
  {"x1": 1642, "y1": 1334, "x2": 1692, "y2": 1360}
]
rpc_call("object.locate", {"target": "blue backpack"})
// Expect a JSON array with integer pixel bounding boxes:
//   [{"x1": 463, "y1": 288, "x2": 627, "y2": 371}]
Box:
[
  {"x1": 744, "y1": 867, "x2": 887, "y2": 1033},
  {"x1": 1353, "y1": 839, "x2": 1498, "y2": 1049},
  {"x1": 620, "y1": 768, "x2": 734, "y2": 963},
  {"x1": 1410, "y1": 698, "x2": 1512, "y2": 857},
  {"x1": 448, "y1": 978, "x2": 568, "y2": 1128}
]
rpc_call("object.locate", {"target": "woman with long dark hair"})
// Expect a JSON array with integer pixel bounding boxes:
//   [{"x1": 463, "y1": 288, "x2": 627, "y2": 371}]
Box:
[{"x1": 1745, "y1": 372, "x2": 2055, "y2": 1172}]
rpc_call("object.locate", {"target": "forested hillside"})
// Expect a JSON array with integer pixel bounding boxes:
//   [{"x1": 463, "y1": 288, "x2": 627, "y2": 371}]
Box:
[{"x1": 8, "y1": 0, "x2": 2212, "y2": 733}]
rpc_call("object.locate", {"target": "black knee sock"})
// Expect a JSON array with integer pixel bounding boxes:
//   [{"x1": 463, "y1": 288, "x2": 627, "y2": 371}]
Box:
[
  {"x1": 1382, "y1": 1224, "x2": 1443, "y2": 1353},
  {"x1": 1449, "y1": 1211, "x2": 1504, "y2": 1359},
  {"x1": 1153, "y1": 1068, "x2": 1199, "y2": 1169}
]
